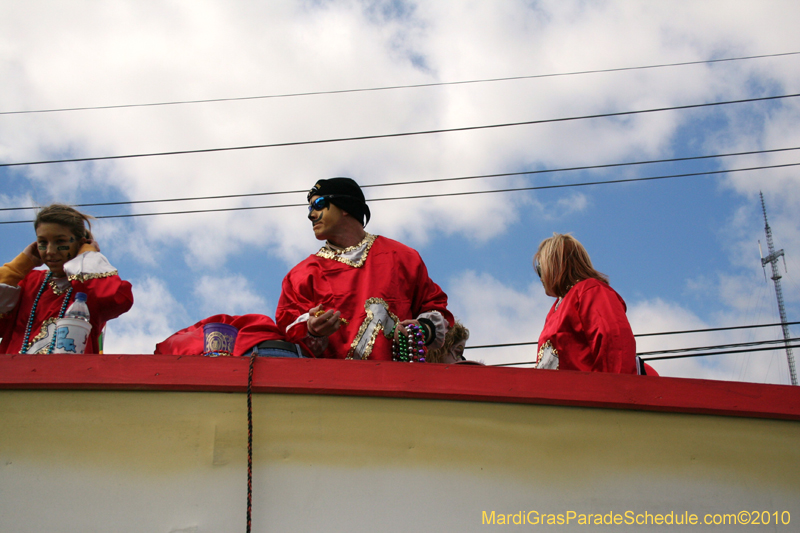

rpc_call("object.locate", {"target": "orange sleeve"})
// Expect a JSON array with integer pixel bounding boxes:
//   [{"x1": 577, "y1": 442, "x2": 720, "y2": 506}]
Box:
[{"x1": 0, "y1": 253, "x2": 36, "y2": 286}]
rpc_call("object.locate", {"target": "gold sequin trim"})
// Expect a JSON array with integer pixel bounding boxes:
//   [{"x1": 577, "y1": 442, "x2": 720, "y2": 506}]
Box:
[
  {"x1": 316, "y1": 233, "x2": 376, "y2": 268},
  {"x1": 68, "y1": 270, "x2": 118, "y2": 283},
  {"x1": 536, "y1": 339, "x2": 560, "y2": 369},
  {"x1": 346, "y1": 297, "x2": 399, "y2": 360},
  {"x1": 28, "y1": 317, "x2": 59, "y2": 354},
  {"x1": 48, "y1": 278, "x2": 70, "y2": 295},
  {"x1": 313, "y1": 308, "x2": 349, "y2": 325}
]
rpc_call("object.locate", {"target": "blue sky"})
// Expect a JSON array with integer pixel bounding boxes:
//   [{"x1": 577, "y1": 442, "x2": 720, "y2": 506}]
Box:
[{"x1": 1, "y1": 0, "x2": 799, "y2": 384}]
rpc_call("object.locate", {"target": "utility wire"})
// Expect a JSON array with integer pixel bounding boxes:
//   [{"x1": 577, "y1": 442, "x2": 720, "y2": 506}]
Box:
[
  {"x1": 3, "y1": 145, "x2": 798, "y2": 213},
  {"x1": 491, "y1": 344, "x2": 800, "y2": 366},
  {"x1": 637, "y1": 337, "x2": 800, "y2": 356},
  {"x1": 2, "y1": 51, "x2": 798, "y2": 116},
  {"x1": 640, "y1": 344, "x2": 800, "y2": 362},
  {"x1": 3, "y1": 161, "x2": 798, "y2": 225},
  {"x1": 491, "y1": 343, "x2": 800, "y2": 366},
  {"x1": 1, "y1": 92, "x2": 798, "y2": 168},
  {"x1": 635, "y1": 320, "x2": 800, "y2": 337},
  {"x1": 466, "y1": 321, "x2": 800, "y2": 351}
]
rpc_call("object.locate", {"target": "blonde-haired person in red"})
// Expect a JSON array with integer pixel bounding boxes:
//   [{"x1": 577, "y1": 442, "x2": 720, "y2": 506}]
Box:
[
  {"x1": 0, "y1": 204, "x2": 133, "y2": 354},
  {"x1": 533, "y1": 233, "x2": 636, "y2": 373}
]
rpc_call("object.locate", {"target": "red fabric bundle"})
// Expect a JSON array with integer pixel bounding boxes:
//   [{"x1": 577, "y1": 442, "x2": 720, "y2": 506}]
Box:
[{"x1": 154, "y1": 314, "x2": 284, "y2": 357}]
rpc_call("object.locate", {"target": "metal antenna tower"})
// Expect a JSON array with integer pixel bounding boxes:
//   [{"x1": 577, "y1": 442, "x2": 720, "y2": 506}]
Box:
[{"x1": 759, "y1": 191, "x2": 797, "y2": 385}]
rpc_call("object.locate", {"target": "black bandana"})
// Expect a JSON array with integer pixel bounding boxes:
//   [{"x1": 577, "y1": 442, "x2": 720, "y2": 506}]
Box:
[{"x1": 307, "y1": 177, "x2": 371, "y2": 227}]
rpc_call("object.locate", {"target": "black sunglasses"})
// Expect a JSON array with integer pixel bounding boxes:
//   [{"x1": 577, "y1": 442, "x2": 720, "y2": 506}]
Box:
[
  {"x1": 534, "y1": 259, "x2": 542, "y2": 278},
  {"x1": 308, "y1": 196, "x2": 332, "y2": 213},
  {"x1": 308, "y1": 195, "x2": 350, "y2": 214}
]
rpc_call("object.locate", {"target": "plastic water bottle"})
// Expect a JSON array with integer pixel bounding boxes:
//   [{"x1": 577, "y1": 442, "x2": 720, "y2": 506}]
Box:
[
  {"x1": 54, "y1": 292, "x2": 92, "y2": 354},
  {"x1": 65, "y1": 292, "x2": 90, "y2": 321}
]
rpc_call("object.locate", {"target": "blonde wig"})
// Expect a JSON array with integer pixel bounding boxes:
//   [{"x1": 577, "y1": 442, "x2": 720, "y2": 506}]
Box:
[{"x1": 534, "y1": 233, "x2": 608, "y2": 298}]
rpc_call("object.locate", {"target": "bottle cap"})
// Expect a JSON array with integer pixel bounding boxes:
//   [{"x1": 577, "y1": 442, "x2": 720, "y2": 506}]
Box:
[{"x1": 75, "y1": 292, "x2": 88, "y2": 301}]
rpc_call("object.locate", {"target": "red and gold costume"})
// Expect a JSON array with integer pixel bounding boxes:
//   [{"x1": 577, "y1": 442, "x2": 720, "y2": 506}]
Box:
[
  {"x1": 0, "y1": 248, "x2": 133, "y2": 354},
  {"x1": 535, "y1": 278, "x2": 636, "y2": 373},
  {"x1": 277, "y1": 233, "x2": 453, "y2": 360}
]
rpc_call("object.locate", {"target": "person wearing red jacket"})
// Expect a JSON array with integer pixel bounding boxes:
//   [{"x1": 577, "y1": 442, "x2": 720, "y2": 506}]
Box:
[
  {"x1": 0, "y1": 204, "x2": 133, "y2": 354},
  {"x1": 276, "y1": 177, "x2": 453, "y2": 360},
  {"x1": 533, "y1": 233, "x2": 637, "y2": 373}
]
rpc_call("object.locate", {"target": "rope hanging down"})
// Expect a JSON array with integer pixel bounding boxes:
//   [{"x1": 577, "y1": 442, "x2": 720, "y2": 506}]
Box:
[{"x1": 247, "y1": 350, "x2": 256, "y2": 533}]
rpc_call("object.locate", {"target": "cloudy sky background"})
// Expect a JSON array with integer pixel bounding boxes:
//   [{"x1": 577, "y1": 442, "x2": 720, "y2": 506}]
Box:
[{"x1": 1, "y1": 0, "x2": 799, "y2": 384}]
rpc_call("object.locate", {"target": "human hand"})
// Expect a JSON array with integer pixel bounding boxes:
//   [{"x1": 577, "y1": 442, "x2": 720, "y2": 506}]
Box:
[
  {"x1": 394, "y1": 319, "x2": 421, "y2": 343},
  {"x1": 307, "y1": 305, "x2": 343, "y2": 337},
  {"x1": 23, "y1": 242, "x2": 43, "y2": 267},
  {"x1": 83, "y1": 236, "x2": 100, "y2": 252}
]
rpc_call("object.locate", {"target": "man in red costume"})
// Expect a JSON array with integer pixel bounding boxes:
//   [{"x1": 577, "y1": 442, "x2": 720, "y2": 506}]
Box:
[{"x1": 276, "y1": 177, "x2": 453, "y2": 360}]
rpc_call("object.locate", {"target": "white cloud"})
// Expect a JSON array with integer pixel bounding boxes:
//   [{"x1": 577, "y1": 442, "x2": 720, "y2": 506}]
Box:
[
  {"x1": 446, "y1": 270, "x2": 550, "y2": 366},
  {"x1": 9, "y1": 0, "x2": 798, "y2": 265},
  {"x1": 105, "y1": 276, "x2": 188, "y2": 354},
  {"x1": 553, "y1": 193, "x2": 588, "y2": 217},
  {"x1": 193, "y1": 274, "x2": 269, "y2": 316}
]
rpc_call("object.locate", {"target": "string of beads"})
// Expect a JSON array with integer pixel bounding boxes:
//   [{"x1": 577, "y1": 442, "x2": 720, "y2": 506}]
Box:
[
  {"x1": 392, "y1": 322, "x2": 426, "y2": 362},
  {"x1": 19, "y1": 271, "x2": 74, "y2": 354}
]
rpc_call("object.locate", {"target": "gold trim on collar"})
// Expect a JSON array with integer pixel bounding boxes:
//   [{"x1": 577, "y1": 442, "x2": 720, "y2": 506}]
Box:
[
  {"x1": 316, "y1": 233, "x2": 376, "y2": 268},
  {"x1": 48, "y1": 277, "x2": 70, "y2": 295},
  {"x1": 68, "y1": 270, "x2": 118, "y2": 283}
]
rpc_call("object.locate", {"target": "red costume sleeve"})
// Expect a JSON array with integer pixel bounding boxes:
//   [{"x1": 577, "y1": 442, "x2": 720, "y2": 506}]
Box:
[
  {"x1": 536, "y1": 279, "x2": 636, "y2": 374},
  {"x1": 71, "y1": 275, "x2": 134, "y2": 326},
  {"x1": 409, "y1": 255, "x2": 453, "y2": 326},
  {"x1": 276, "y1": 263, "x2": 319, "y2": 344},
  {"x1": 575, "y1": 283, "x2": 637, "y2": 373}
]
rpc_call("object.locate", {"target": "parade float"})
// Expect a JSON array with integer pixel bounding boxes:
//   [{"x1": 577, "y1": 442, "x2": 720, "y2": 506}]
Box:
[{"x1": 1, "y1": 354, "x2": 798, "y2": 532}]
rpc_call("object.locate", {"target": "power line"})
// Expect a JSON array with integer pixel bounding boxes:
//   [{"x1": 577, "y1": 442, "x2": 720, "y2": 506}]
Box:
[
  {"x1": 491, "y1": 343, "x2": 800, "y2": 366},
  {"x1": 466, "y1": 321, "x2": 800, "y2": 351},
  {"x1": 3, "y1": 145, "x2": 798, "y2": 213},
  {"x1": 465, "y1": 322, "x2": 800, "y2": 354},
  {"x1": 2, "y1": 92, "x2": 798, "y2": 168},
  {"x1": 2, "y1": 161, "x2": 799, "y2": 225},
  {"x1": 635, "y1": 320, "x2": 800, "y2": 337},
  {"x1": 490, "y1": 344, "x2": 800, "y2": 367},
  {"x1": 637, "y1": 337, "x2": 800, "y2": 356},
  {"x1": 483, "y1": 326, "x2": 800, "y2": 367},
  {"x1": 3, "y1": 51, "x2": 798, "y2": 116},
  {"x1": 640, "y1": 344, "x2": 800, "y2": 362}
]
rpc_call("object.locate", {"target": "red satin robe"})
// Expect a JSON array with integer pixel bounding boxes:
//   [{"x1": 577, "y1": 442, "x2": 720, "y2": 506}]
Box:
[
  {"x1": 536, "y1": 278, "x2": 637, "y2": 373},
  {"x1": 277, "y1": 235, "x2": 453, "y2": 360}
]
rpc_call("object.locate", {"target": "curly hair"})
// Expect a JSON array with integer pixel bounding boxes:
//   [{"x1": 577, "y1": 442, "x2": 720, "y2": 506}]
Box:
[
  {"x1": 34, "y1": 204, "x2": 94, "y2": 241},
  {"x1": 426, "y1": 320, "x2": 470, "y2": 363}
]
